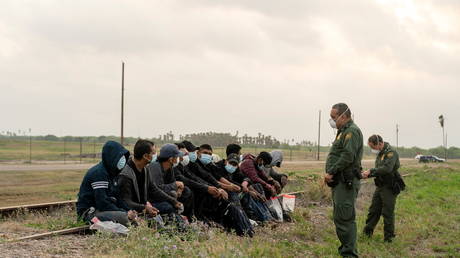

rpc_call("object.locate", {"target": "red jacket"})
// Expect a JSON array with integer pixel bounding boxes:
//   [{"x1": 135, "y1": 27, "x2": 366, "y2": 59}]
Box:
[{"x1": 240, "y1": 154, "x2": 272, "y2": 191}]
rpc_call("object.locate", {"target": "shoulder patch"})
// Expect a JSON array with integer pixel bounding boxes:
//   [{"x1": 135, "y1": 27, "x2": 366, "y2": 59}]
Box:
[
  {"x1": 386, "y1": 152, "x2": 394, "y2": 159},
  {"x1": 345, "y1": 132, "x2": 353, "y2": 140},
  {"x1": 336, "y1": 133, "x2": 342, "y2": 141}
]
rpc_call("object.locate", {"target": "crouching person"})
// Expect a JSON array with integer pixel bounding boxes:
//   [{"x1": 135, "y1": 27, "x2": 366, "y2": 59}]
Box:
[
  {"x1": 76, "y1": 141, "x2": 136, "y2": 226},
  {"x1": 264, "y1": 150, "x2": 288, "y2": 191},
  {"x1": 240, "y1": 152, "x2": 279, "y2": 198},
  {"x1": 118, "y1": 139, "x2": 168, "y2": 223}
]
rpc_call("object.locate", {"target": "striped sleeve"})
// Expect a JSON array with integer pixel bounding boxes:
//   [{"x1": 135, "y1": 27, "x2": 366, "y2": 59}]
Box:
[{"x1": 91, "y1": 181, "x2": 109, "y2": 190}]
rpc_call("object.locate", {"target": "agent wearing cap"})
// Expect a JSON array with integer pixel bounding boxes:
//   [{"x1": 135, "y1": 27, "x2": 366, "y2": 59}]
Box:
[{"x1": 147, "y1": 144, "x2": 186, "y2": 213}]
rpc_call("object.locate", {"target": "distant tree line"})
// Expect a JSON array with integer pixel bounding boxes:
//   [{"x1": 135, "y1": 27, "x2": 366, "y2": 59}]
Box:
[{"x1": 1, "y1": 131, "x2": 459, "y2": 158}]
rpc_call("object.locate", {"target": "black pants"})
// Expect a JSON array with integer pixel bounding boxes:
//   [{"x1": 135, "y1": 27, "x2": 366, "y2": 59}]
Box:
[{"x1": 178, "y1": 186, "x2": 194, "y2": 219}]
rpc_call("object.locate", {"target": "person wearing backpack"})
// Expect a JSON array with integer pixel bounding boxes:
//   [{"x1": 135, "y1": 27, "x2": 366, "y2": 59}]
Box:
[{"x1": 361, "y1": 134, "x2": 404, "y2": 243}]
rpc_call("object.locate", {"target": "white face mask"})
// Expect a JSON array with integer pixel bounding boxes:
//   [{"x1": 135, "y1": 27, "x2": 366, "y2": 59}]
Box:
[
  {"x1": 371, "y1": 135, "x2": 382, "y2": 154},
  {"x1": 181, "y1": 155, "x2": 190, "y2": 166},
  {"x1": 329, "y1": 107, "x2": 349, "y2": 129},
  {"x1": 329, "y1": 118, "x2": 338, "y2": 129}
]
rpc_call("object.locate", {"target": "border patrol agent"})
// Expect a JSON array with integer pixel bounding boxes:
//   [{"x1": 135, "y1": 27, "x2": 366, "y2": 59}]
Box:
[
  {"x1": 325, "y1": 103, "x2": 363, "y2": 258},
  {"x1": 362, "y1": 135, "x2": 402, "y2": 243}
]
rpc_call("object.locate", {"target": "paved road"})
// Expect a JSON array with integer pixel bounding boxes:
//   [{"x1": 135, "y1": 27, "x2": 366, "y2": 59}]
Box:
[{"x1": 0, "y1": 162, "x2": 95, "y2": 172}]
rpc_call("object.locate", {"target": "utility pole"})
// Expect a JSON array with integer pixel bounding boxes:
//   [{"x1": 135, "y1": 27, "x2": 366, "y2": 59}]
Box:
[
  {"x1": 396, "y1": 124, "x2": 399, "y2": 150},
  {"x1": 121, "y1": 61, "x2": 125, "y2": 146},
  {"x1": 317, "y1": 110, "x2": 321, "y2": 161},
  {"x1": 438, "y1": 115, "x2": 446, "y2": 160},
  {"x1": 29, "y1": 128, "x2": 32, "y2": 164}
]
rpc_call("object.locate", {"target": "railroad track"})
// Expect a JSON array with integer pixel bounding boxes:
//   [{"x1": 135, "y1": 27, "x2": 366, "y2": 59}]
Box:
[{"x1": 0, "y1": 200, "x2": 77, "y2": 216}]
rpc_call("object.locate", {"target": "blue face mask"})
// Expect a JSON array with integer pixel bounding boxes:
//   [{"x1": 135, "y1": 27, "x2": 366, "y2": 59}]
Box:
[
  {"x1": 258, "y1": 164, "x2": 265, "y2": 171},
  {"x1": 117, "y1": 156, "x2": 127, "y2": 170},
  {"x1": 188, "y1": 151, "x2": 197, "y2": 163},
  {"x1": 150, "y1": 154, "x2": 157, "y2": 163},
  {"x1": 199, "y1": 154, "x2": 213, "y2": 165},
  {"x1": 225, "y1": 164, "x2": 237, "y2": 174}
]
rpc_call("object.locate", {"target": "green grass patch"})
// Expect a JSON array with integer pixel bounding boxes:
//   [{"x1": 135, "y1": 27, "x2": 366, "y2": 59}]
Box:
[{"x1": 87, "y1": 163, "x2": 460, "y2": 257}]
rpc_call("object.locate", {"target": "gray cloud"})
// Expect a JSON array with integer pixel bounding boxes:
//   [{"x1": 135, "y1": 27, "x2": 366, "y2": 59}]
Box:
[{"x1": 0, "y1": 0, "x2": 458, "y2": 148}]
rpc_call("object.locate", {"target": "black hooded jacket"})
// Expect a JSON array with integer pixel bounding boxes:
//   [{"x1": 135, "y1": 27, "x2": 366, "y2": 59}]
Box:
[{"x1": 76, "y1": 141, "x2": 130, "y2": 215}]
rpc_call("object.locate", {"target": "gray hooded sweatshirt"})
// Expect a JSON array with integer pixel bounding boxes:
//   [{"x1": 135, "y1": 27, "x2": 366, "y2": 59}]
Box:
[{"x1": 263, "y1": 150, "x2": 287, "y2": 181}]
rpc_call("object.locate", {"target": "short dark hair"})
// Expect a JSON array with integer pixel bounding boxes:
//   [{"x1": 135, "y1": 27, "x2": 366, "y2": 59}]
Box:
[
  {"x1": 182, "y1": 140, "x2": 198, "y2": 152},
  {"x1": 368, "y1": 135, "x2": 383, "y2": 146},
  {"x1": 175, "y1": 142, "x2": 186, "y2": 150},
  {"x1": 133, "y1": 139, "x2": 154, "y2": 160},
  {"x1": 199, "y1": 144, "x2": 213, "y2": 151},
  {"x1": 257, "y1": 151, "x2": 272, "y2": 165},
  {"x1": 226, "y1": 143, "x2": 242, "y2": 156},
  {"x1": 332, "y1": 103, "x2": 351, "y2": 118}
]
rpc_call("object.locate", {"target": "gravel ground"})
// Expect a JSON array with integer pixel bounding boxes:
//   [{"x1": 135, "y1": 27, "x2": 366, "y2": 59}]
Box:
[{"x1": 0, "y1": 235, "x2": 91, "y2": 258}]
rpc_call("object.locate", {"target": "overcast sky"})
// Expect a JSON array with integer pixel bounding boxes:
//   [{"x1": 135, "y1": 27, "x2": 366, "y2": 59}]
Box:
[{"x1": 1, "y1": 0, "x2": 459, "y2": 148}]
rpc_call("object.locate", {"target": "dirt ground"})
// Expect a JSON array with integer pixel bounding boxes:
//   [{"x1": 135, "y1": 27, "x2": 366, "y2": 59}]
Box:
[{"x1": 0, "y1": 182, "x2": 380, "y2": 257}]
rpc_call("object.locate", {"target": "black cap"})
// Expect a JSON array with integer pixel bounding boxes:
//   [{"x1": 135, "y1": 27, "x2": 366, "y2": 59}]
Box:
[
  {"x1": 227, "y1": 153, "x2": 240, "y2": 164},
  {"x1": 182, "y1": 140, "x2": 198, "y2": 152}
]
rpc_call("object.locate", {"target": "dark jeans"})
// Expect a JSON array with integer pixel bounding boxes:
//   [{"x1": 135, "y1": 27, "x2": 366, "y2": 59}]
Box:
[
  {"x1": 153, "y1": 201, "x2": 175, "y2": 214},
  {"x1": 94, "y1": 210, "x2": 129, "y2": 226},
  {"x1": 178, "y1": 186, "x2": 194, "y2": 218}
]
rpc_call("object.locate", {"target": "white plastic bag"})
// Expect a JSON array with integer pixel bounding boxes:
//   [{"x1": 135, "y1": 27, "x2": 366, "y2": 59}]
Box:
[
  {"x1": 266, "y1": 197, "x2": 283, "y2": 222},
  {"x1": 280, "y1": 194, "x2": 296, "y2": 212},
  {"x1": 90, "y1": 217, "x2": 129, "y2": 235}
]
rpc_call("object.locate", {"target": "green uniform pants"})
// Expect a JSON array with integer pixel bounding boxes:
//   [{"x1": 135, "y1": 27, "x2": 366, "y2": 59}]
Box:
[
  {"x1": 363, "y1": 186, "x2": 397, "y2": 241},
  {"x1": 332, "y1": 177, "x2": 360, "y2": 257}
]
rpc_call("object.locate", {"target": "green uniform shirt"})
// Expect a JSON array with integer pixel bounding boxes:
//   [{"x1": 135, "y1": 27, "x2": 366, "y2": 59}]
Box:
[
  {"x1": 326, "y1": 120, "x2": 363, "y2": 175},
  {"x1": 370, "y1": 142, "x2": 400, "y2": 186}
]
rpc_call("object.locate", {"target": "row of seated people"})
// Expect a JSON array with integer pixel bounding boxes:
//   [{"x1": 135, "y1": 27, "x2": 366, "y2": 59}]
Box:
[{"x1": 76, "y1": 140, "x2": 289, "y2": 236}]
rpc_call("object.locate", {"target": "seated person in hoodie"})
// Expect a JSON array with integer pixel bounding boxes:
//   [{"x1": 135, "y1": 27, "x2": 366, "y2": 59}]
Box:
[
  {"x1": 240, "y1": 152, "x2": 279, "y2": 198},
  {"x1": 76, "y1": 141, "x2": 136, "y2": 226},
  {"x1": 263, "y1": 150, "x2": 288, "y2": 191},
  {"x1": 147, "y1": 144, "x2": 193, "y2": 216},
  {"x1": 119, "y1": 139, "x2": 176, "y2": 217}
]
